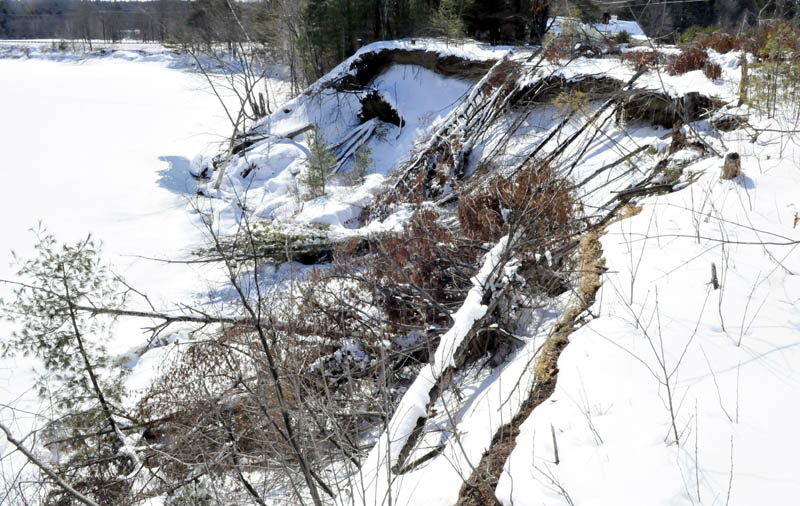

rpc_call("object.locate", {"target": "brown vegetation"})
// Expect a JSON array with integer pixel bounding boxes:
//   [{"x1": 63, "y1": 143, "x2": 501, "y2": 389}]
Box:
[
  {"x1": 544, "y1": 36, "x2": 575, "y2": 64},
  {"x1": 703, "y1": 62, "x2": 722, "y2": 80},
  {"x1": 457, "y1": 161, "x2": 575, "y2": 247},
  {"x1": 721, "y1": 152, "x2": 742, "y2": 180},
  {"x1": 367, "y1": 207, "x2": 481, "y2": 326},
  {"x1": 667, "y1": 46, "x2": 710, "y2": 75},
  {"x1": 624, "y1": 50, "x2": 658, "y2": 70},
  {"x1": 696, "y1": 32, "x2": 739, "y2": 53}
]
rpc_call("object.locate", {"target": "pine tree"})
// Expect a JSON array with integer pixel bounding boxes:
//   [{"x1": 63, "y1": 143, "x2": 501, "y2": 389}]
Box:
[
  {"x1": 0, "y1": 229, "x2": 132, "y2": 503},
  {"x1": 0, "y1": 0, "x2": 9, "y2": 37},
  {"x1": 352, "y1": 144, "x2": 373, "y2": 184},
  {"x1": 301, "y1": 126, "x2": 338, "y2": 199},
  {"x1": 433, "y1": 0, "x2": 471, "y2": 40}
]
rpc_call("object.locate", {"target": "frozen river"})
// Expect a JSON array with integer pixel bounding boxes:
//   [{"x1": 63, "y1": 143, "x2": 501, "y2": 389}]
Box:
[{"x1": 0, "y1": 52, "x2": 246, "y2": 489}]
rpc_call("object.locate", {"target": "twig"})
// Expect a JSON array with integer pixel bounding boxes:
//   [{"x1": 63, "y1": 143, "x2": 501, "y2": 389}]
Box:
[{"x1": 0, "y1": 423, "x2": 101, "y2": 506}]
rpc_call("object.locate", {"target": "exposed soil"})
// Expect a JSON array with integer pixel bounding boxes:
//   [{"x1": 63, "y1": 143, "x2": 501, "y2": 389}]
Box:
[
  {"x1": 618, "y1": 90, "x2": 723, "y2": 129},
  {"x1": 455, "y1": 361, "x2": 564, "y2": 506},
  {"x1": 329, "y1": 48, "x2": 497, "y2": 91},
  {"x1": 359, "y1": 90, "x2": 405, "y2": 127}
]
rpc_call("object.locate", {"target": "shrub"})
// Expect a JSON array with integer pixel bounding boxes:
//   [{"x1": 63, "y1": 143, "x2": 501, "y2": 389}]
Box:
[
  {"x1": 553, "y1": 90, "x2": 589, "y2": 113},
  {"x1": 748, "y1": 23, "x2": 800, "y2": 118},
  {"x1": 367, "y1": 207, "x2": 481, "y2": 326},
  {"x1": 624, "y1": 50, "x2": 657, "y2": 69},
  {"x1": 457, "y1": 160, "x2": 576, "y2": 252},
  {"x1": 300, "y1": 125, "x2": 337, "y2": 199},
  {"x1": 545, "y1": 35, "x2": 575, "y2": 64},
  {"x1": 350, "y1": 144, "x2": 373, "y2": 184},
  {"x1": 758, "y1": 22, "x2": 800, "y2": 60},
  {"x1": 457, "y1": 161, "x2": 577, "y2": 296},
  {"x1": 703, "y1": 62, "x2": 722, "y2": 80},
  {"x1": 614, "y1": 30, "x2": 631, "y2": 44},
  {"x1": 137, "y1": 327, "x2": 309, "y2": 473},
  {"x1": 700, "y1": 32, "x2": 737, "y2": 54},
  {"x1": 667, "y1": 46, "x2": 709, "y2": 75},
  {"x1": 678, "y1": 25, "x2": 718, "y2": 44}
]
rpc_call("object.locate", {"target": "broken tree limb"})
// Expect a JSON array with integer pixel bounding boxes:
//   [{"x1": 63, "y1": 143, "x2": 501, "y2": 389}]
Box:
[
  {"x1": 573, "y1": 144, "x2": 651, "y2": 190},
  {"x1": 611, "y1": 182, "x2": 687, "y2": 200},
  {"x1": 456, "y1": 220, "x2": 608, "y2": 506},
  {"x1": 331, "y1": 118, "x2": 379, "y2": 173},
  {"x1": 199, "y1": 233, "x2": 367, "y2": 265},
  {"x1": 390, "y1": 54, "x2": 517, "y2": 192},
  {"x1": 286, "y1": 123, "x2": 315, "y2": 139},
  {"x1": 542, "y1": 68, "x2": 647, "y2": 167},
  {"x1": 0, "y1": 423, "x2": 102, "y2": 506},
  {"x1": 384, "y1": 237, "x2": 517, "y2": 475}
]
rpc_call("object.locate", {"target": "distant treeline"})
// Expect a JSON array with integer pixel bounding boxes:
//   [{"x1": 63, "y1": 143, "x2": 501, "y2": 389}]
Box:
[
  {"x1": 0, "y1": 0, "x2": 554, "y2": 82},
  {"x1": 1, "y1": 0, "x2": 795, "y2": 82},
  {"x1": 0, "y1": 0, "x2": 185, "y2": 41},
  {"x1": 0, "y1": 0, "x2": 542, "y2": 43}
]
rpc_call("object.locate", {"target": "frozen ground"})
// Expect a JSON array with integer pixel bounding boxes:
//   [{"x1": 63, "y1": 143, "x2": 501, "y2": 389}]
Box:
[{"x1": 0, "y1": 51, "x2": 265, "y2": 486}]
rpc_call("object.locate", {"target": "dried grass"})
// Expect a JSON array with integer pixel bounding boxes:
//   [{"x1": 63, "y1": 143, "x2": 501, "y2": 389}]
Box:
[
  {"x1": 532, "y1": 227, "x2": 605, "y2": 383},
  {"x1": 667, "y1": 46, "x2": 709, "y2": 75}
]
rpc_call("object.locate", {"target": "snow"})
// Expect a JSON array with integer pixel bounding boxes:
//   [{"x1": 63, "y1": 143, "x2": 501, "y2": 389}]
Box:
[
  {"x1": 548, "y1": 16, "x2": 648, "y2": 43},
  {"x1": 204, "y1": 54, "x2": 478, "y2": 232},
  {"x1": 0, "y1": 50, "x2": 250, "y2": 488},
  {"x1": 2, "y1": 36, "x2": 799, "y2": 506},
  {"x1": 594, "y1": 18, "x2": 647, "y2": 38},
  {"x1": 330, "y1": 42, "x2": 799, "y2": 506},
  {"x1": 495, "y1": 114, "x2": 800, "y2": 505},
  {"x1": 344, "y1": 236, "x2": 548, "y2": 505},
  {"x1": 538, "y1": 54, "x2": 740, "y2": 101}
]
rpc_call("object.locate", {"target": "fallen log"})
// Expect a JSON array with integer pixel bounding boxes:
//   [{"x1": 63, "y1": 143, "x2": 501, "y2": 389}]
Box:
[{"x1": 385, "y1": 237, "x2": 518, "y2": 475}]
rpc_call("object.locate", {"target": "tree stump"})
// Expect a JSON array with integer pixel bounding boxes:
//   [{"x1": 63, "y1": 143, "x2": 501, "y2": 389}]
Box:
[
  {"x1": 739, "y1": 51, "x2": 749, "y2": 106},
  {"x1": 721, "y1": 152, "x2": 742, "y2": 180}
]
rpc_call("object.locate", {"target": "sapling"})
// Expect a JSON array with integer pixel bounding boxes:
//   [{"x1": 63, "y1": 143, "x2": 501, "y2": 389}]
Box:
[
  {"x1": 301, "y1": 125, "x2": 338, "y2": 199},
  {"x1": 0, "y1": 228, "x2": 133, "y2": 503},
  {"x1": 351, "y1": 144, "x2": 373, "y2": 184}
]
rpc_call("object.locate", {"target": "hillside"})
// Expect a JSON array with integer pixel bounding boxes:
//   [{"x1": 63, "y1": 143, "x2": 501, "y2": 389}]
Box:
[
  {"x1": 2, "y1": 34, "x2": 799, "y2": 506},
  {"x1": 175, "y1": 37, "x2": 800, "y2": 505}
]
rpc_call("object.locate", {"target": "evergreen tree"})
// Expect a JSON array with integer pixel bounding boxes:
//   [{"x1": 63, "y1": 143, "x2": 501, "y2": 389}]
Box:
[
  {"x1": 433, "y1": 0, "x2": 471, "y2": 40},
  {"x1": 462, "y1": 0, "x2": 549, "y2": 43},
  {"x1": 352, "y1": 144, "x2": 373, "y2": 183},
  {"x1": 301, "y1": 126, "x2": 338, "y2": 198},
  {"x1": 0, "y1": 0, "x2": 9, "y2": 37},
  {"x1": 0, "y1": 229, "x2": 132, "y2": 503}
]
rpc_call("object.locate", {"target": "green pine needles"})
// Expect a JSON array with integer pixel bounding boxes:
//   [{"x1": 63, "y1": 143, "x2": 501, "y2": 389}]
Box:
[
  {"x1": 0, "y1": 227, "x2": 132, "y2": 502},
  {"x1": 300, "y1": 125, "x2": 338, "y2": 199}
]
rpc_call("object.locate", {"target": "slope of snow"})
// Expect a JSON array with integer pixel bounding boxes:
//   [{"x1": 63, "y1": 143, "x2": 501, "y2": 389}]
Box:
[
  {"x1": 206, "y1": 63, "x2": 475, "y2": 229},
  {"x1": 4, "y1": 36, "x2": 796, "y2": 506},
  {"x1": 324, "y1": 43, "x2": 799, "y2": 506},
  {"x1": 496, "y1": 115, "x2": 800, "y2": 505},
  {"x1": 201, "y1": 40, "x2": 509, "y2": 233},
  {"x1": 536, "y1": 49, "x2": 744, "y2": 101}
]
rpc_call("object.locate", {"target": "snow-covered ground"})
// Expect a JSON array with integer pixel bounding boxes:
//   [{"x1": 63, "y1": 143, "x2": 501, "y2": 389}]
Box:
[
  {"x1": 0, "y1": 50, "x2": 266, "y2": 486},
  {"x1": 2, "y1": 36, "x2": 799, "y2": 506},
  {"x1": 497, "y1": 122, "x2": 800, "y2": 506},
  {"x1": 277, "y1": 43, "x2": 798, "y2": 506}
]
